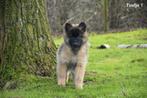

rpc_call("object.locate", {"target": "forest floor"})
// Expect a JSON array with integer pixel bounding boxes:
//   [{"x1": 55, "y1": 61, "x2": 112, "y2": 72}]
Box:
[{"x1": 0, "y1": 29, "x2": 147, "y2": 98}]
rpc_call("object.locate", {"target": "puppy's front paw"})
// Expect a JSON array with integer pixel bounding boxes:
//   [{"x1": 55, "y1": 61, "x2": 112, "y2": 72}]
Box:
[
  {"x1": 58, "y1": 79, "x2": 66, "y2": 87},
  {"x1": 75, "y1": 84, "x2": 83, "y2": 89}
]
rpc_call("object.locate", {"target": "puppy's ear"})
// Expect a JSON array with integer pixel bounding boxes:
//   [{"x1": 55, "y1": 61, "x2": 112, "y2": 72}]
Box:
[
  {"x1": 79, "y1": 22, "x2": 86, "y2": 32},
  {"x1": 65, "y1": 23, "x2": 72, "y2": 33}
]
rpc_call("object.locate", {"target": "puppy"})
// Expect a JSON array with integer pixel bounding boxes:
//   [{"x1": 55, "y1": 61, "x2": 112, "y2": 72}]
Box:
[{"x1": 56, "y1": 22, "x2": 88, "y2": 89}]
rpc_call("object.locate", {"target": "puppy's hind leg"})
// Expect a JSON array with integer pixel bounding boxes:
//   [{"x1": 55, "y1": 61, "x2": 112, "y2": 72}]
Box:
[{"x1": 66, "y1": 71, "x2": 70, "y2": 83}]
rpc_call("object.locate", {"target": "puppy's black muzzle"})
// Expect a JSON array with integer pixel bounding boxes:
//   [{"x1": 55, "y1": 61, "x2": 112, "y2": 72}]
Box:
[{"x1": 69, "y1": 37, "x2": 83, "y2": 49}]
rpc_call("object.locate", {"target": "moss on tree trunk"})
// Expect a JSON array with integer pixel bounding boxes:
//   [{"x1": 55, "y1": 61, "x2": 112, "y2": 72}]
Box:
[{"x1": 0, "y1": 0, "x2": 56, "y2": 88}]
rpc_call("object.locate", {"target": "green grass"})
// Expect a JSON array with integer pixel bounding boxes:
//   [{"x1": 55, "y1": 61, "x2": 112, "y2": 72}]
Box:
[{"x1": 1, "y1": 29, "x2": 147, "y2": 98}]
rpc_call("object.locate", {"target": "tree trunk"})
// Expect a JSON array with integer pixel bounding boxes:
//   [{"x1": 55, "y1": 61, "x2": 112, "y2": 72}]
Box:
[
  {"x1": 0, "y1": 0, "x2": 56, "y2": 88},
  {"x1": 103, "y1": 0, "x2": 109, "y2": 32}
]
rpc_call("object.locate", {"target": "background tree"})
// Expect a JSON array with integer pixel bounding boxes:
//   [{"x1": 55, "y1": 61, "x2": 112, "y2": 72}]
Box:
[
  {"x1": 47, "y1": 0, "x2": 147, "y2": 34},
  {"x1": 47, "y1": 0, "x2": 103, "y2": 34},
  {"x1": 103, "y1": 0, "x2": 109, "y2": 32},
  {"x1": 109, "y1": 0, "x2": 147, "y2": 31},
  {"x1": 0, "y1": 0, "x2": 56, "y2": 88}
]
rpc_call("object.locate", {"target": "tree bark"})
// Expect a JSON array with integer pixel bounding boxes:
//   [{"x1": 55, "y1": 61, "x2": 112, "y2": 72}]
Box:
[{"x1": 0, "y1": 0, "x2": 56, "y2": 88}]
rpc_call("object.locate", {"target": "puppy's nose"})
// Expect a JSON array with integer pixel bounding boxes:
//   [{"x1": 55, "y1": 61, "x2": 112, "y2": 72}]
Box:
[
  {"x1": 73, "y1": 39, "x2": 81, "y2": 46},
  {"x1": 73, "y1": 41, "x2": 80, "y2": 46}
]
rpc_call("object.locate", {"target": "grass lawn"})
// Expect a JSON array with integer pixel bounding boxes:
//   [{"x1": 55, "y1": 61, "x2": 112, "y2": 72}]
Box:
[{"x1": 0, "y1": 29, "x2": 147, "y2": 98}]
